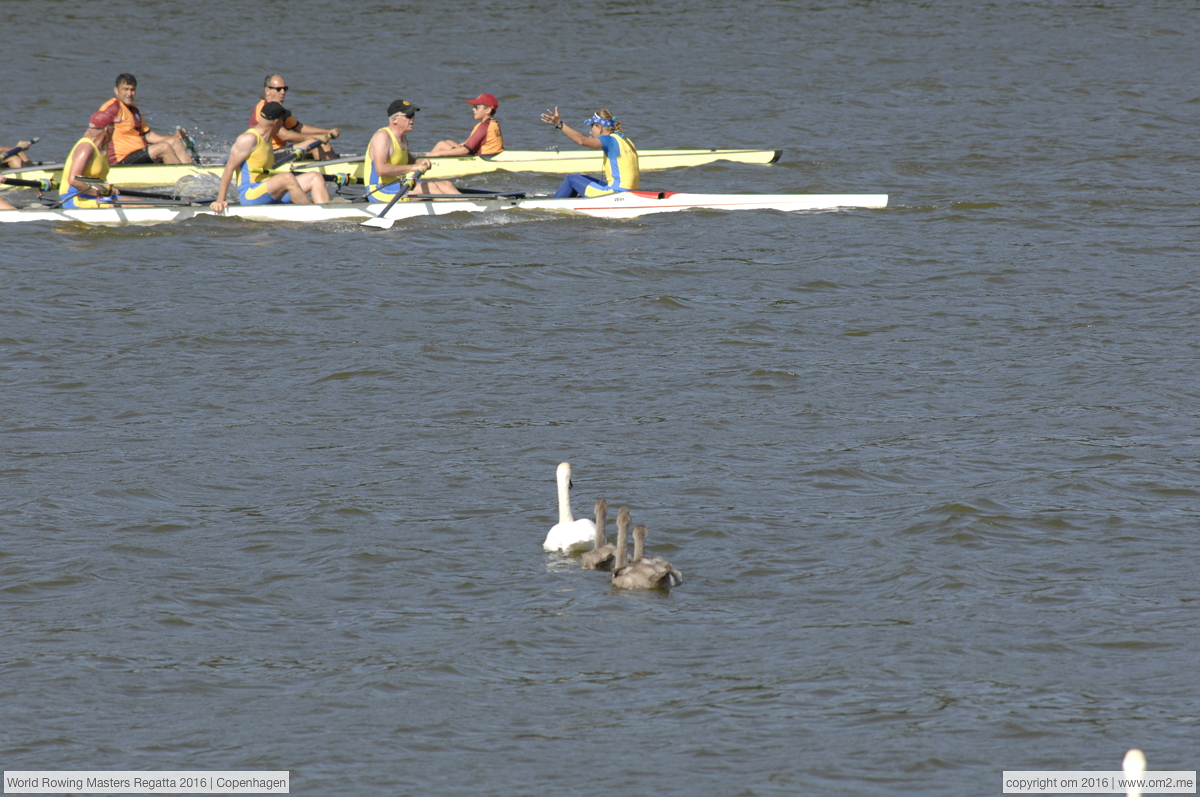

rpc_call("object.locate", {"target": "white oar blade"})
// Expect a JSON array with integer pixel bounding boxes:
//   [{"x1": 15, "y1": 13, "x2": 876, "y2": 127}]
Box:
[{"x1": 360, "y1": 215, "x2": 396, "y2": 230}]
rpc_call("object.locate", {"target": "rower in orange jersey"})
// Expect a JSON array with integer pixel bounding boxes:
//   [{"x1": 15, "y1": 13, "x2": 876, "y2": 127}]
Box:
[
  {"x1": 425, "y1": 93, "x2": 504, "y2": 158},
  {"x1": 98, "y1": 74, "x2": 192, "y2": 166},
  {"x1": 251, "y1": 74, "x2": 340, "y2": 162}
]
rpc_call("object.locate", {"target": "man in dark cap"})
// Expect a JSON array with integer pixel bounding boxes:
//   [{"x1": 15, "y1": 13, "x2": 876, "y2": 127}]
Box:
[
  {"x1": 363, "y1": 99, "x2": 458, "y2": 201},
  {"x1": 212, "y1": 101, "x2": 330, "y2": 214}
]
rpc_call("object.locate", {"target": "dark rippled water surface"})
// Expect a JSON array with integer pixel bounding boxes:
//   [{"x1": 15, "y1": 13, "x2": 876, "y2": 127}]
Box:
[{"x1": 3, "y1": 2, "x2": 1198, "y2": 795}]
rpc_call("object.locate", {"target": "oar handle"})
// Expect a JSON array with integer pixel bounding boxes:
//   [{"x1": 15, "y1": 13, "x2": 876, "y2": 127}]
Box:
[
  {"x1": 1, "y1": 137, "x2": 40, "y2": 161},
  {"x1": 362, "y1": 168, "x2": 425, "y2": 228},
  {"x1": 274, "y1": 134, "x2": 332, "y2": 168},
  {"x1": 0, "y1": 176, "x2": 53, "y2": 191},
  {"x1": 77, "y1": 176, "x2": 116, "y2": 196}
]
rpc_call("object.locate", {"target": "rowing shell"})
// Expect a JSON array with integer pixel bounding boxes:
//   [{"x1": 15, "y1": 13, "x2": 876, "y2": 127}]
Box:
[
  {"x1": 0, "y1": 191, "x2": 886, "y2": 225},
  {"x1": 1, "y1": 148, "x2": 782, "y2": 189}
]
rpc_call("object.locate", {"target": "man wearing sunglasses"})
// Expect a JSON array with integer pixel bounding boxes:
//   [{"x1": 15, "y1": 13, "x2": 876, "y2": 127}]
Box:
[
  {"x1": 250, "y1": 74, "x2": 341, "y2": 161},
  {"x1": 97, "y1": 73, "x2": 193, "y2": 166},
  {"x1": 363, "y1": 100, "x2": 459, "y2": 201}
]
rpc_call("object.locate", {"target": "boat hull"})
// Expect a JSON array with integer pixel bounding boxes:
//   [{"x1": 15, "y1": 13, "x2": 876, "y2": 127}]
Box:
[
  {"x1": 2, "y1": 148, "x2": 782, "y2": 188},
  {"x1": 0, "y1": 191, "x2": 886, "y2": 225}
]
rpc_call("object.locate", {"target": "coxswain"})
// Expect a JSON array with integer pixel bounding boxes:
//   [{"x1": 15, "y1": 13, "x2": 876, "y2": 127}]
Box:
[
  {"x1": 98, "y1": 74, "x2": 192, "y2": 165},
  {"x1": 539, "y1": 107, "x2": 640, "y2": 198},
  {"x1": 58, "y1": 111, "x2": 122, "y2": 209},
  {"x1": 425, "y1": 93, "x2": 504, "y2": 157},
  {"x1": 251, "y1": 74, "x2": 340, "y2": 161},
  {"x1": 364, "y1": 100, "x2": 459, "y2": 201},
  {"x1": 211, "y1": 101, "x2": 331, "y2": 214}
]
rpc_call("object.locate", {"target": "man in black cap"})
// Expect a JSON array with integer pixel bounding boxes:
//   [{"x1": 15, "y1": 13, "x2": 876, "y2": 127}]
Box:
[
  {"x1": 212, "y1": 101, "x2": 330, "y2": 213},
  {"x1": 362, "y1": 99, "x2": 459, "y2": 201}
]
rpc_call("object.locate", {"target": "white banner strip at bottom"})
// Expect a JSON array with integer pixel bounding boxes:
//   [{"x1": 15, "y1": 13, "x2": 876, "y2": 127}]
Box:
[
  {"x1": 3, "y1": 771, "x2": 289, "y2": 794},
  {"x1": 1004, "y1": 771, "x2": 1196, "y2": 794}
]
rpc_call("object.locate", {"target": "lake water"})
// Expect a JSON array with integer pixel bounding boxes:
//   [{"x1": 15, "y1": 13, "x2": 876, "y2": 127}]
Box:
[{"x1": 2, "y1": 1, "x2": 1198, "y2": 795}]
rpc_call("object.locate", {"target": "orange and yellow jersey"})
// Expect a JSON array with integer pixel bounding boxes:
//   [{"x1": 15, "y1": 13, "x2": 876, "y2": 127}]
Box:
[
  {"x1": 58, "y1": 136, "x2": 110, "y2": 195},
  {"x1": 364, "y1": 127, "x2": 410, "y2": 201},
  {"x1": 98, "y1": 98, "x2": 150, "y2": 164},
  {"x1": 250, "y1": 100, "x2": 301, "y2": 150},
  {"x1": 237, "y1": 129, "x2": 275, "y2": 186},
  {"x1": 462, "y1": 118, "x2": 503, "y2": 156},
  {"x1": 599, "y1": 133, "x2": 639, "y2": 190}
]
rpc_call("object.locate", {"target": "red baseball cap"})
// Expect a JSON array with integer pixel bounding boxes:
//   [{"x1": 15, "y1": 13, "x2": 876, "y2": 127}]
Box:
[
  {"x1": 465, "y1": 93, "x2": 498, "y2": 110},
  {"x1": 89, "y1": 110, "x2": 120, "y2": 129}
]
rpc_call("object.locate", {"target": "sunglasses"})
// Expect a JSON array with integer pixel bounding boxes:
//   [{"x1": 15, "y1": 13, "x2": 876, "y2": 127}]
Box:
[{"x1": 268, "y1": 85, "x2": 289, "y2": 92}]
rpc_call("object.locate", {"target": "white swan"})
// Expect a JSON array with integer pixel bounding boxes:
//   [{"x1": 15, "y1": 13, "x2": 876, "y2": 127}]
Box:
[
  {"x1": 581, "y1": 499, "x2": 617, "y2": 571},
  {"x1": 542, "y1": 461, "x2": 597, "y2": 553},
  {"x1": 612, "y1": 518, "x2": 683, "y2": 590}
]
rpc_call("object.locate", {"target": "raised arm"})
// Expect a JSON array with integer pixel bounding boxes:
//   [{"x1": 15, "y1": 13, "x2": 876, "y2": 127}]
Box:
[{"x1": 540, "y1": 106, "x2": 602, "y2": 149}]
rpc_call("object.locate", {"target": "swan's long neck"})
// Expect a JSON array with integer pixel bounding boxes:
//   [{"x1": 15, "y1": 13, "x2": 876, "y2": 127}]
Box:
[
  {"x1": 557, "y1": 464, "x2": 575, "y2": 525},
  {"x1": 614, "y1": 508, "x2": 630, "y2": 570},
  {"x1": 594, "y1": 499, "x2": 608, "y2": 548},
  {"x1": 633, "y1": 525, "x2": 646, "y2": 562}
]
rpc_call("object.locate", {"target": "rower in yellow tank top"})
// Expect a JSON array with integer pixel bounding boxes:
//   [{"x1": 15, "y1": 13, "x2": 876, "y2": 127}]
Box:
[
  {"x1": 364, "y1": 126, "x2": 411, "y2": 202},
  {"x1": 238, "y1": 128, "x2": 275, "y2": 188},
  {"x1": 211, "y1": 102, "x2": 331, "y2": 214},
  {"x1": 59, "y1": 110, "x2": 120, "y2": 209},
  {"x1": 364, "y1": 99, "x2": 459, "y2": 201},
  {"x1": 539, "y1": 107, "x2": 640, "y2": 198}
]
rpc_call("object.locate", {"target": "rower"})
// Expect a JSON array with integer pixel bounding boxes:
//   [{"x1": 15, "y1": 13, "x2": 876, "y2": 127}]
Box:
[
  {"x1": 252, "y1": 74, "x2": 340, "y2": 162},
  {"x1": 58, "y1": 111, "x2": 122, "y2": 209},
  {"x1": 539, "y1": 107, "x2": 640, "y2": 198},
  {"x1": 2, "y1": 139, "x2": 33, "y2": 169},
  {"x1": 0, "y1": 176, "x2": 16, "y2": 210},
  {"x1": 425, "y1": 92, "x2": 504, "y2": 157},
  {"x1": 364, "y1": 100, "x2": 459, "y2": 201},
  {"x1": 99, "y1": 73, "x2": 193, "y2": 165},
  {"x1": 211, "y1": 101, "x2": 331, "y2": 214}
]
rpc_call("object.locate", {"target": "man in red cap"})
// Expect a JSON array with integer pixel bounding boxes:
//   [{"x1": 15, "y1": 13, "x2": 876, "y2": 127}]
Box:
[
  {"x1": 58, "y1": 111, "x2": 123, "y2": 208},
  {"x1": 98, "y1": 73, "x2": 193, "y2": 165},
  {"x1": 425, "y1": 92, "x2": 504, "y2": 157}
]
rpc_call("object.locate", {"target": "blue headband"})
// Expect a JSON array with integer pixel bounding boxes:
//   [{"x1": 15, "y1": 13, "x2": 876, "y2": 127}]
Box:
[{"x1": 584, "y1": 114, "x2": 615, "y2": 128}]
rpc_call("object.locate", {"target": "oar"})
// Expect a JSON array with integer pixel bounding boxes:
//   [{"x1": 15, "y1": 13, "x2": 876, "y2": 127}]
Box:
[
  {"x1": 0, "y1": 176, "x2": 53, "y2": 191},
  {"x1": 176, "y1": 127, "x2": 200, "y2": 164},
  {"x1": 78, "y1": 176, "x2": 211, "y2": 203},
  {"x1": 273, "y1": 133, "x2": 335, "y2": 169},
  {"x1": 361, "y1": 169, "x2": 424, "y2": 230},
  {"x1": 2, "y1": 137, "x2": 39, "y2": 161}
]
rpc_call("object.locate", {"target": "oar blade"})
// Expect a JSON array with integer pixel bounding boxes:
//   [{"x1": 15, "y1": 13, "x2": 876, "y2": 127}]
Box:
[
  {"x1": 360, "y1": 214, "x2": 397, "y2": 230},
  {"x1": 359, "y1": 168, "x2": 424, "y2": 230}
]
